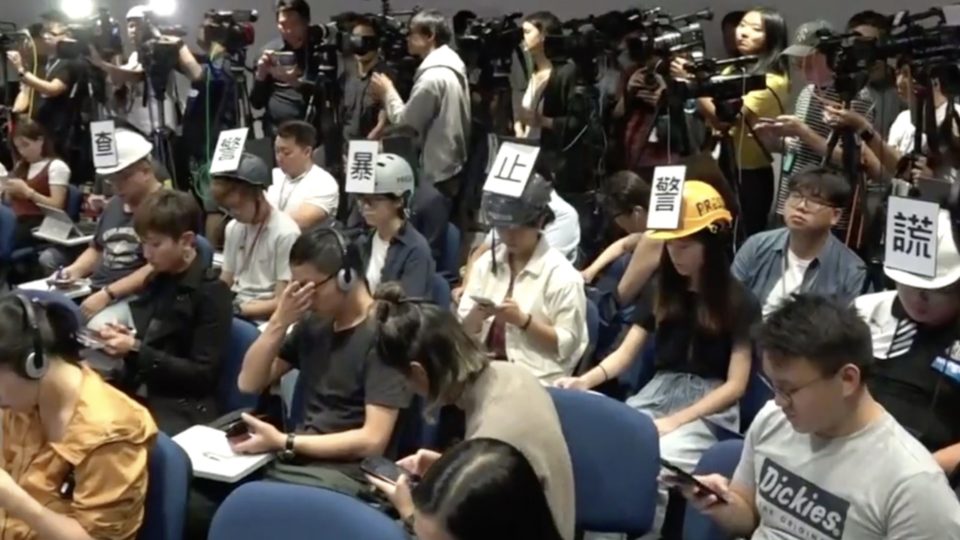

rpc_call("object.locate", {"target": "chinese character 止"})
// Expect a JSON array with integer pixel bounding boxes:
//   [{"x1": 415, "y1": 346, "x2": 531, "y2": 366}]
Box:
[
  {"x1": 892, "y1": 211, "x2": 934, "y2": 259},
  {"x1": 350, "y1": 151, "x2": 374, "y2": 181},
  {"x1": 494, "y1": 153, "x2": 529, "y2": 183},
  {"x1": 94, "y1": 131, "x2": 113, "y2": 155},
  {"x1": 217, "y1": 137, "x2": 242, "y2": 162}
]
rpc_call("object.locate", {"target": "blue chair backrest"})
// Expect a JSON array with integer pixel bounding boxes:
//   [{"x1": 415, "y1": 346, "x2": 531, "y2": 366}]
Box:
[
  {"x1": 218, "y1": 318, "x2": 261, "y2": 412},
  {"x1": 195, "y1": 235, "x2": 214, "y2": 269},
  {"x1": 208, "y1": 481, "x2": 409, "y2": 540},
  {"x1": 65, "y1": 185, "x2": 83, "y2": 222},
  {"x1": 431, "y1": 273, "x2": 451, "y2": 308},
  {"x1": 683, "y1": 439, "x2": 745, "y2": 540},
  {"x1": 138, "y1": 433, "x2": 192, "y2": 540},
  {"x1": 17, "y1": 290, "x2": 83, "y2": 326},
  {"x1": 584, "y1": 298, "x2": 599, "y2": 362},
  {"x1": 740, "y1": 348, "x2": 773, "y2": 432},
  {"x1": 0, "y1": 204, "x2": 16, "y2": 260},
  {"x1": 439, "y1": 223, "x2": 461, "y2": 278},
  {"x1": 548, "y1": 387, "x2": 660, "y2": 535}
]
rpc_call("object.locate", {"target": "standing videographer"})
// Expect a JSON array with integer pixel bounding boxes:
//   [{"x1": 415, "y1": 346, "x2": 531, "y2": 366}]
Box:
[
  {"x1": 251, "y1": 0, "x2": 311, "y2": 138},
  {"x1": 370, "y1": 10, "x2": 471, "y2": 204},
  {"x1": 8, "y1": 11, "x2": 84, "y2": 160},
  {"x1": 340, "y1": 16, "x2": 393, "y2": 146}
]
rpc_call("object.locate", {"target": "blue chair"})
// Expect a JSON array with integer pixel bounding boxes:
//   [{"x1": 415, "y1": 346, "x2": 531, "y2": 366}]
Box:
[
  {"x1": 208, "y1": 481, "x2": 408, "y2": 540},
  {"x1": 17, "y1": 289, "x2": 82, "y2": 325},
  {"x1": 438, "y1": 223, "x2": 461, "y2": 281},
  {"x1": 683, "y1": 440, "x2": 745, "y2": 540},
  {"x1": 138, "y1": 433, "x2": 192, "y2": 540},
  {"x1": 548, "y1": 388, "x2": 660, "y2": 535},
  {"x1": 196, "y1": 235, "x2": 214, "y2": 269},
  {"x1": 431, "y1": 272, "x2": 451, "y2": 308},
  {"x1": 65, "y1": 185, "x2": 83, "y2": 222},
  {"x1": 740, "y1": 349, "x2": 774, "y2": 433},
  {"x1": 218, "y1": 318, "x2": 261, "y2": 412},
  {"x1": 0, "y1": 204, "x2": 15, "y2": 262},
  {"x1": 584, "y1": 298, "x2": 599, "y2": 363}
]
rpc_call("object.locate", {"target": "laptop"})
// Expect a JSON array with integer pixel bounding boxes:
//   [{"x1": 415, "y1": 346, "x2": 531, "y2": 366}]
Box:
[{"x1": 36, "y1": 204, "x2": 97, "y2": 241}]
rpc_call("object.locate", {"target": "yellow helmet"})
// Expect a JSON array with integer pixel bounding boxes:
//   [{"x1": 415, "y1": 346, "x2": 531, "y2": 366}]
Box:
[{"x1": 647, "y1": 180, "x2": 733, "y2": 240}]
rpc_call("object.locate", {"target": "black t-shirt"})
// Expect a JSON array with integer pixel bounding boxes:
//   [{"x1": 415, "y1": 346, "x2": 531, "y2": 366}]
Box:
[
  {"x1": 634, "y1": 280, "x2": 759, "y2": 380},
  {"x1": 251, "y1": 38, "x2": 310, "y2": 138},
  {"x1": 868, "y1": 298, "x2": 960, "y2": 452},
  {"x1": 35, "y1": 57, "x2": 81, "y2": 142},
  {"x1": 280, "y1": 315, "x2": 412, "y2": 435},
  {"x1": 340, "y1": 61, "x2": 394, "y2": 143}
]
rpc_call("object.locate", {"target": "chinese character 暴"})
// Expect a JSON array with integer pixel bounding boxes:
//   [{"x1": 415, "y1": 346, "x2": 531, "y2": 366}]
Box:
[
  {"x1": 217, "y1": 137, "x2": 241, "y2": 162},
  {"x1": 654, "y1": 193, "x2": 675, "y2": 212},
  {"x1": 655, "y1": 176, "x2": 681, "y2": 193},
  {"x1": 892, "y1": 211, "x2": 934, "y2": 259},
  {"x1": 350, "y1": 151, "x2": 374, "y2": 181},
  {"x1": 494, "y1": 153, "x2": 529, "y2": 183},
  {"x1": 94, "y1": 131, "x2": 113, "y2": 155}
]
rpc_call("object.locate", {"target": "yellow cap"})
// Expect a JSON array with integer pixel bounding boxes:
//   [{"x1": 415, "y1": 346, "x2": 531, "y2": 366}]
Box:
[{"x1": 647, "y1": 180, "x2": 733, "y2": 240}]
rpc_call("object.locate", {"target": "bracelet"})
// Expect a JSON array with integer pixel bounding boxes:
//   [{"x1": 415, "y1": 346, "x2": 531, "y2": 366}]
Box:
[
  {"x1": 520, "y1": 313, "x2": 533, "y2": 331},
  {"x1": 103, "y1": 287, "x2": 117, "y2": 301},
  {"x1": 598, "y1": 364, "x2": 610, "y2": 382}
]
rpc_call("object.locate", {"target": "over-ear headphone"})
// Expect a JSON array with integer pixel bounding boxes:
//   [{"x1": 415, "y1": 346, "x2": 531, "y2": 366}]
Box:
[
  {"x1": 13, "y1": 294, "x2": 48, "y2": 380},
  {"x1": 312, "y1": 227, "x2": 363, "y2": 292}
]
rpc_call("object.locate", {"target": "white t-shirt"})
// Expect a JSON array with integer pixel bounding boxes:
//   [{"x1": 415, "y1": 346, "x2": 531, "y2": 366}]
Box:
[
  {"x1": 734, "y1": 402, "x2": 960, "y2": 540},
  {"x1": 267, "y1": 165, "x2": 340, "y2": 222},
  {"x1": 222, "y1": 209, "x2": 301, "y2": 304},
  {"x1": 28, "y1": 159, "x2": 70, "y2": 187},
  {"x1": 887, "y1": 102, "x2": 960, "y2": 156},
  {"x1": 365, "y1": 233, "x2": 390, "y2": 294},
  {"x1": 486, "y1": 190, "x2": 581, "y2": 263},
  {"x1": 521, "y1": 76, "x2": 547, "y2": 140},
  {"x1": 761, "y1": 250, "x2": 813, "y2": 318},
  {"x1": 120, "y1": 52, "x2": 179, "y2": 134}
]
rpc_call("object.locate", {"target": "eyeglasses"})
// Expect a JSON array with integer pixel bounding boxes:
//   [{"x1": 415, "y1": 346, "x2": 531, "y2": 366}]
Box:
[
  {"x1": 785, "y1": 192, "x2": 835, "y2": 212},
  {"x1": 358, "y1": 195, "x2": 391, "y2": 207},
  {"x1": 758, "y1": 372, "x2": 830, "y2": 404}
]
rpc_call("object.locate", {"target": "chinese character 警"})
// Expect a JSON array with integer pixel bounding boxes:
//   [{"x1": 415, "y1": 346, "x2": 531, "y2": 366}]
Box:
[
  {"x1": 655, "y1": 176, "x2": 681, "y2": 193},
  {"x1": 654, "y1": 193, "x2": 675, "y2": 212}
]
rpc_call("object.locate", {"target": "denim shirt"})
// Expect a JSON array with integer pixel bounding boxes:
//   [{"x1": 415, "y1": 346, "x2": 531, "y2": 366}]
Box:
[
  {"x1": 361, "y1": 222, "x2": 435, "y2": 299},
  {"x1": 732, "y1": 228, "x2": 867, "y2": 307}
]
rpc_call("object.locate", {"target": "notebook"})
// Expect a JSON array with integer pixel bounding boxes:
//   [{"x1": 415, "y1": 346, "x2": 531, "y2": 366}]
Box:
[
  {"x1": 172, "y1": 425, "x2": 275, "y2": 483},
  {"x1": 37, "y1": 204, "x2": 96, "y2": 240}
]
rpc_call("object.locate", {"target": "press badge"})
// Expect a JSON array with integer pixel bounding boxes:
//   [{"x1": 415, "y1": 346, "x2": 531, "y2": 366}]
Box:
[
  {"x1": 931, "y1": 356, "x2": 960, "y2": 385},
  {"x1": 782, "y1": 152, "x2": 796, "y2": 175}
]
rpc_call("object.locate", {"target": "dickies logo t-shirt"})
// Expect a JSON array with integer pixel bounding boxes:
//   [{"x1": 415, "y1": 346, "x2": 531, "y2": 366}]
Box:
[{"x1": 757, "y1": 459, "x2": 851, "y2": 539}]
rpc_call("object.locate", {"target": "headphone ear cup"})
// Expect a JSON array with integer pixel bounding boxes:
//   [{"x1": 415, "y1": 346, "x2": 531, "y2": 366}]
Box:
[
  {"x1": 23, "y1": 351, "x2": 48, "y2": 380},
  {"x1": 337, "y1": 267, "x2": 354, "y2": 292}
]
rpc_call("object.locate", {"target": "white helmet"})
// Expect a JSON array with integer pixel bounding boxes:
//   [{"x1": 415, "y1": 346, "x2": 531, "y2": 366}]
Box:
[
  {"x1": 372, "y1": 153, "x2": 415, "y2": 196},
  {"x1": 126, "y1": 5, "x2": 148, "y2": 20}
]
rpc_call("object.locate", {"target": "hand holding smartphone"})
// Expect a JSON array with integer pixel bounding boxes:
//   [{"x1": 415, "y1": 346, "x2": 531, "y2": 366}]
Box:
[
  {"x1": 470, "y1": 296, "x2": 496, "y2": 309},
  {"x1": 660, "y1": 458, "x2": 729, "y2": 504},
  {"x1": 361, "y1": 456, "x2": 420, "y2": 486}
]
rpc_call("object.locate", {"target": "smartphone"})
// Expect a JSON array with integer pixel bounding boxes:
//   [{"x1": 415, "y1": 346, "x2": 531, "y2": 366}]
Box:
[
  {"x1": 223, "y1": 418, "x2": 255, "y2": 443},
  {"x1": 470, "y1": 296, "x2": 496, "y2": 308},
  {"x1": 274, "y1": 51, "x2": 296, "y2": 67},
  {"x1": 77, "y1": 329, "x2": 107, "y2": 350},
  {"x1": 660, "y1": 459, "x2": 728, "y2": 503},
  {"x1": 361, "y1": 456, "x2": 419, "y2": 485}
]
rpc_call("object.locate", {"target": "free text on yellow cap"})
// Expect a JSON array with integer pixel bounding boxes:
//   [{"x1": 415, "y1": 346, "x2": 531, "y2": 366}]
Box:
[{"x1": 647, "y1": 180, "x2": 733, "y2": 240}]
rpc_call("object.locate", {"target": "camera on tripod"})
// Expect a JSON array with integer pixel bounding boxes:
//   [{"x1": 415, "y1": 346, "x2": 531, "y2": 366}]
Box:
[
  {"x1": 203, "y1": 9, "x2": 258, "y2": 54},
  {"x1": 623, "y1": 8, "x2": 713, "y2": 63},
  {"x1": 56, "y1": 8, "x2": 123, "y2": 60},
  {"x1": 458, "y1": 13, "x2": 523, "y2": 87},
  {"x1": 674, "y1": 56, "x2": 767, "y2": 102}
]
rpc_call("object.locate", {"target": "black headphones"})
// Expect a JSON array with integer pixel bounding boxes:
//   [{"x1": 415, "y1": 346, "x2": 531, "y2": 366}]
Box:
[
  {"x1": 311, "y1": 227, "x2": 363, "y2": 292},
  {"x1": 12, "y1": 294, "x2": 49, "y2": 380}
]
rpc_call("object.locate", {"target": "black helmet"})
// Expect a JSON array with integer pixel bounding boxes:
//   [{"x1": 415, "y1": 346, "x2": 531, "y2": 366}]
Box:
[
  {"x1": 481, "y1": 173, "x2": 552, "y2": 228},
  {"x1": 213, "y1": 152, "x2": 271, "y2": 189}
]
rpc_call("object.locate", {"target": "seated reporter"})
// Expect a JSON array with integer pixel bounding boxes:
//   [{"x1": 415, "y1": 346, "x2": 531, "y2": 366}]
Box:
[
  {"x1": 2, "y1": 120, "x2": 70, "y2": 252},
  {"x1": 369, "y1": 284, "x2": 575, "y2": 539},
  {"x1": 376, "y1": 438, "x2": 566, "y2": 540},
  {"x1": 0, "y1": 294, "x2": 157, "y2": 540},
  {"x1": 457, "y1": 174, "x2": 588, "y2": 384},
  {"x1": 97, "y1": 190, "x2": 232, "y2": 435},
  {"x1": 352, "y1": 153, "x2": 434, "y2": 298},
  {"x1": 856, "y1": 209, "x2": 960, "y2": 473},
  {"x1": 268, "y1": 120, "x2": 340, "y2": 230},
  {"x1": 234, "y1": 227, "x2": 411, "y2": 464}
]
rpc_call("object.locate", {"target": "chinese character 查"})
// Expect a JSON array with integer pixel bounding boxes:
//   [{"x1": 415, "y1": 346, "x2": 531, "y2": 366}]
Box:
[
  {"x1": 351, "y1": 151, "x2": 374, "y2": 181},
  {"x1": 892, "y1": 211, "x2": 934, "y2": 259},
  {"x1": 94, "y1": 131, "x2": 113, "y2": 155}
]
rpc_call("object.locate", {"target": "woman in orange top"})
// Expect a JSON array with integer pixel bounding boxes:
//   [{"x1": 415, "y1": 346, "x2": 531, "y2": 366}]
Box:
[
  {"x1": 0, "y1": 294, "x2": 157, "y2": 540},
  {"x1": 1, "y1": 120, "x2": 71, "y2": 250}
]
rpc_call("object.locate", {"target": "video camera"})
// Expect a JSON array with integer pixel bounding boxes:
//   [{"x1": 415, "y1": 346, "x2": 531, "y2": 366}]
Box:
[
  {"x1": 623, "y1": 8, "x2": 713, "y2": 63},
  {"x1": 673, "y1": 55, "x2": 767, "y2": 101},
  {"x1": 203, "y1": 9, "x2": 258, "y2": 53},
  {"x1": 56, "y1": 8, "x2": 123, "y2": 59},
  {"x1": 458, "y1": 13, "x2": 523, "y2": 87}
]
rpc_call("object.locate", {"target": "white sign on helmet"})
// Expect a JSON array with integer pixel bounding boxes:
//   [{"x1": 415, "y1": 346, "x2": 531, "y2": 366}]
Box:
[
  {"x1": 483, "y1": 141, "x2": 541, "y2": 199},
  {"x1": 885, "y1": 196, "x2": 939, "y2": 278},
  {"x1": 346, "y1": 140, "x2": 380, "y2": 194},
  {"x1": 646, "y1": 165, "x2": 687, "y2": 230},
  {"x1": 90, "y1": 120, "x2": 119, "y2": 169},
  {"x1": 210, "y1": 128, "x2": 250, "y2": 175}
]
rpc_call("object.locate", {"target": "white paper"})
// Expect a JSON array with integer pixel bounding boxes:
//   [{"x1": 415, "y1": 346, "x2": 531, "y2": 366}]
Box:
[
  {"x1": 172, "y1": 425, "x2": 274, "y2": 483},
  {"x1": 89, "y1": 120, "x2": 119, "y2": 169},
  {"x1": 345, "y1": 140, "x2": 380, "y2": 194},
  {"x1": 483, "y1": 141, "x2": 541, "y2": 199},
  {"x1": 885, "y1": 196, "x2": 939, "y2": 278},
  {"x1": 943, "y1": 5, "x2": 960, "y2": 26},
  {"x1": 209, "y1": 128, "x2": 250, "y2": 175},
  {"x1": 646, "y1": 165, "x2": 687, "y2": 230}
]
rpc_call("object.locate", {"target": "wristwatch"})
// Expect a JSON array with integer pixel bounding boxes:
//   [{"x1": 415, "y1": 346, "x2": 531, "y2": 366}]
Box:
[{"x1": 280, "y1": 433, "x2": 296, "y2": 461}]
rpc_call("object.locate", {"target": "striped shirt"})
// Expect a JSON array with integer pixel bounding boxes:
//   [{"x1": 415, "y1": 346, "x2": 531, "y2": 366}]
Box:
[{"x1": 775, "y1": 84, "x2": 875, "y2": 233}]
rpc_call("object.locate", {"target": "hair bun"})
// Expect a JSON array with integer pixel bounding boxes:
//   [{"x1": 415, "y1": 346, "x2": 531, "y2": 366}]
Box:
[{"x1": 373, "y1": 282, "x2": 407, "y2": 324}]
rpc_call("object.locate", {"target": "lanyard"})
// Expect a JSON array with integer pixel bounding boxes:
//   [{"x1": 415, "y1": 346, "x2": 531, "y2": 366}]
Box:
[
  {"x1": 277, "y1": 170, "x2": 308, "y2": 211},
  {"x1": 239, "y1": 217, "x2": 268, "y2": 276}
]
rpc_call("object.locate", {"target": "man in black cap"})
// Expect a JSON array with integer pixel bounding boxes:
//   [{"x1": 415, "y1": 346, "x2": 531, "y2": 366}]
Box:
[{"x1": 212, "y1": 153, "x2": 301, "y2": 322}]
